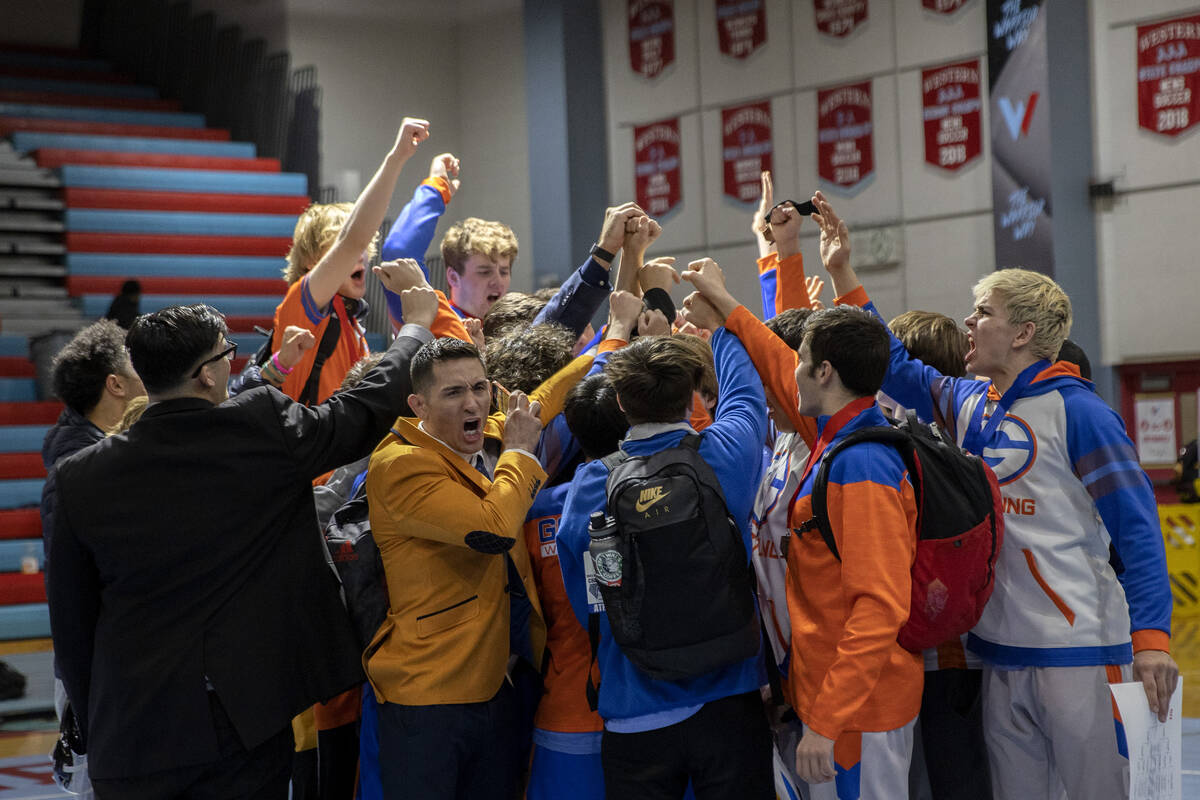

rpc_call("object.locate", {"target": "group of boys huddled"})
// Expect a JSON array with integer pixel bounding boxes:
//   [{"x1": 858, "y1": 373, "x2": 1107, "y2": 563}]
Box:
[{"x1": 42, "y1": 118, "x2": 1177, "y2": 800}]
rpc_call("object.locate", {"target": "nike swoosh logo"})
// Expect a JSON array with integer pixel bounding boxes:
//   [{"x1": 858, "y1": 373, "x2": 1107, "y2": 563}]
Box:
[{"x1": 635, "y1": 491, "x2": 670, "y2": 513}]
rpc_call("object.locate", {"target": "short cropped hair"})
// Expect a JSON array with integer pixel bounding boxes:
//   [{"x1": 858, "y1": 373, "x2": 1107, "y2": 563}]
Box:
[
  {"x1": 441, "y1": 218, "x2": 518, "y2": 275},
  {"x1": 410, "y1": 337, "x2": 484, "y2": 396},
  {"x1": 282, "y1": 202, "x2": 379, "y2": 285},
  {"x1": 888, "y1": 310, "x2": 969, "y2": 378},
  {"x1": 482, "y1": 292, "x2": 546, "y2": 339},
  {"x1": 802, "y1": 306, "x2": 890, "y2": 398},
  {"x1": 51, "y1": 319, "x2": 132, "y2": 415},
  {"x1": 564, "y1": 373, "x2": 629, "y2": 460},
  {"x1": 604, "y1": 336, "x2": 708, "y2": 424},
  {"x1": 126, "y1": 305, "x2": 228, "y2": 394},
  {"x1": 485, "y1": 323, "x2": 575, "y2": 395},
  {"x1": 764, "y1": 308, "x2": 814, "y2": 350},
  {"x1": 973, "y1": 268, "x2": 1072, "y2": 361},
  {"x1": 340, "y1": 353, "x2": 385, "y2": 393}
]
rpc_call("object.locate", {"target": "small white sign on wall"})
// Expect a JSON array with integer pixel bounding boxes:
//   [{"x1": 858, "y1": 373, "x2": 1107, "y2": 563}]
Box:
[{"x1": 1134, "y1": 395, "x2": 1176, "y2": 465}]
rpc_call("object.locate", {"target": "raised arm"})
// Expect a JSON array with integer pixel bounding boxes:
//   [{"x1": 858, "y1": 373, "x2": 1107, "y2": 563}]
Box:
[
  {"x1": 682, "y1": 258, "x2": 817, "y2": 446},
  {"x1": 380, "y1": 152, "x2": 460, "y2": 269},
  {"x1": 305, "y1": 118, "x2": 430, "y2": 311},
  {"x1": 530, "y1": 203, "x2": 647, "y2": 336}
]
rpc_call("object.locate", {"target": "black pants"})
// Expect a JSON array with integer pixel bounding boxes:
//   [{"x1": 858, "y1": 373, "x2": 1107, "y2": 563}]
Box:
[
  {"x1": 377, "y1": 682, "x2": 519, "y2": 800},
  {"x1": 919, "y1": 669, "x2": 992, "y2": 800},
  {"x1": 92, "y1": 693, "x2": 292, "y2": 800},
  {"x1": 600, "y1": 691, "x2": 773, "y2": 800}
]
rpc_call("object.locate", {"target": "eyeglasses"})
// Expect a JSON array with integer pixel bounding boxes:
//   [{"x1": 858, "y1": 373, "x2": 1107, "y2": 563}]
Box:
[{"x1": 190, "y1": 340, "x2": 238, "y2": 379}]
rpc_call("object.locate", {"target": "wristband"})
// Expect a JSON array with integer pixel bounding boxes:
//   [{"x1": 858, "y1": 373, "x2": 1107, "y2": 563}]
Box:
[
  {"x1": 271, "y1": 351, "x2": 294, "y2": 375},
  {"x1": 589, "y1": 243, "x2": 617, "y2": 263}
]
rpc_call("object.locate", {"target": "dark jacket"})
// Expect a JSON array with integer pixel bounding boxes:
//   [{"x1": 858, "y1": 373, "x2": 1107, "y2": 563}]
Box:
[
  {"x1": 47, "y1": 325, "x2": 430, "y2": 780},
  {"x1": 40, "y1": 406, "x2": 106, "y2": 566}
]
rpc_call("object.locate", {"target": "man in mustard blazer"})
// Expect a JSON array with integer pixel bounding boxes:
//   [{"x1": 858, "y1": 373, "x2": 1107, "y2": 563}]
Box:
[{"x1": 365, "y1": 336, "x2": 590, "y2": 800}]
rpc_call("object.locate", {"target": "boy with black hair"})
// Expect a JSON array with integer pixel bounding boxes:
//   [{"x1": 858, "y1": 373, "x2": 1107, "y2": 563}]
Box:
[
  {"x1": 557, "y1": 259, "x2": 772, "y2": 800},
  {"x1": 683, "y1": 263, "x2": 921, "y2": 800}
]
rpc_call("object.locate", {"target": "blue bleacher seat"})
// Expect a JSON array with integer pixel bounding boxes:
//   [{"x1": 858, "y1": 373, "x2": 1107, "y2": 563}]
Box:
[
  {"x1": 0, "y1": 479, "x2": 42, "y2": 509},
  {"x1": 12, "y1": 131, "x2": 255, "y2": 158},
  {"x1": 0, "y1": 541, "x2": 44, "y2": 572},
  {"x1": 65, "y1": 209, "x2": 298, "y2": 237},
  {"x1": 61, "y1": 165, "x2": 306, "y2": 195},
  {"x1": 82, "y1": 293, "x2": 279, "y2": 317},
  {"x1": 0, "y1": 103, "x2": 204, "y2": 127},
  {"x1": 68, "y1": 254, "x2": 283, "y2": 280},
  {"x1": 0, "y1": 426, "x2": 48, "y2": 453},
  {"x1": 0, "y1": 379, "x2": 36, "y2": 402},
  {"x1": 0, "y1": 76, "x2": 158, "y2": 98},
  {"x1": 0, "y1": 335, "x2": 28, "y2": 358},
  {"x1": 0, "y1": 604, "x2": 51, "y2": 640}
]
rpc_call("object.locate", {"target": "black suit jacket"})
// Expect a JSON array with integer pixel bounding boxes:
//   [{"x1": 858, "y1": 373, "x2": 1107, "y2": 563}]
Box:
[{"x1": 47, "y1": 325, "x2": 430, "y2": 780}]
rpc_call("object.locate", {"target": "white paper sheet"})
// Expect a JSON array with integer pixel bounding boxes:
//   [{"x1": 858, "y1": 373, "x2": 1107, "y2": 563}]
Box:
[{"x1": 1109, "y1": 678, "x2": 1183, "y2": 800}]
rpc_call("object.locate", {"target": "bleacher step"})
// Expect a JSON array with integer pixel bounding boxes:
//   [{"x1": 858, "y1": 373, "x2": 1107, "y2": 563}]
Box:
[
  {"x1": 0, "y1": 212, "x2": 62, "y2": 233},
  {"x1": 0, "y1": 167, "x2": 59, "y2": 188},
  {"x1": 0, "y1": 261, "x2": 65, "y2": 278}
]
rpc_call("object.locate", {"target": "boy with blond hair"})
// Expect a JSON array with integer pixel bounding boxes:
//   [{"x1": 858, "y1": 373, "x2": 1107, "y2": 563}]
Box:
[{"x1": 811, "y1": 191, "x2": 1176, "y2": 800}]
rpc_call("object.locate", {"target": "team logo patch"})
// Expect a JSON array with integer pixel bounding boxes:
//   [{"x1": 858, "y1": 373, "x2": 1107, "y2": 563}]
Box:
[
  {"x1": 925, "y1": 578, "x2": 949, "y2": 619},
  {"x1": 594, "y1": 550, "x2": 624, "y2": 587},
  {"x1": 981, "y1": 413, "x2": 1037, "y2": 486},
  {"x1": 635, "y1": 485, "x2": 670, "y2": 512}
]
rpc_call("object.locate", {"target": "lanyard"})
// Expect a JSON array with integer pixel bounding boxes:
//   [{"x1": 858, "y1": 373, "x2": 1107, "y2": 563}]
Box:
[
  {"x1": 799, "y1": 396, "x2": 876, "y2": 487},
  {"x1": 961, "y1": 360, "x2": 1047, "y2": 455}
]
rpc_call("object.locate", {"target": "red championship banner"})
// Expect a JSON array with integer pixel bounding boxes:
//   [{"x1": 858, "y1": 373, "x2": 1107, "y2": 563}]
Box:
[
  {"x1": 629, "y1": 0, "x2": 676, "y2": 79},
  {"x1": 817, "y1": 81, "x2": 873, "y2": 190},
  {"x1": 1137, "y1": 14, "x2": 1200, "y2": 137},
  {"x1": 716, "y1": 0, "x2": 767, "y2": 59},
  {"x1": 814, "y1": 0, "x2": 868, "y2": 39},
  {"x1": 634, "y1": 118, "x2": 682, "y2": 216},
  {"x1": 922, "y1": 59, "x2": 983, "y2": 172},
  {"x1": 922, "y1": 0, "x2": 968, "y2": 14},
  {"x1": 722, "y1": 101, "x2": 773, "y2": 203}
]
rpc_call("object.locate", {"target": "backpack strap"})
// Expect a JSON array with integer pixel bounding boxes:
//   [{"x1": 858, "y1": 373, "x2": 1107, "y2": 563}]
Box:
[
  {"x1": 585, "y1": 612, "x2": 601, "y2": 712},
  {"x1": 299, "y1": 312, "x2": 343, "y2": 406},
  {"x1": 801, "y1": 425, "x2": 914, "y2": 563},
  {"x1": 599, "y1": 449, "x2": 629, "y2": 472}
]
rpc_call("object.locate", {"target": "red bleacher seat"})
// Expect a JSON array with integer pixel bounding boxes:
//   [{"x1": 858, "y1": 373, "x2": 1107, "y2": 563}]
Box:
[
  {"x1": 0, "y1": 90, "x2": 181, "y2": 111},
  {"x1": 0, "y1": 454, "x2": 44, "y2": 481},
  {"x1": 0, "y1": 117, "x2": 230, "y2": 139},
  {"x1": 0, "y1": 403, "x2": 61, "y2": 425},
  {"x1": 0, "y1": 510, "x2": 41, "y2": 539},
  {"x1": 66, "y1": 233, "x2": 292, "y2": 256},
  {"x1": 0, "y1": 357, "x2": 35, "y2": 378},
  {"x1": 67, "y1": 275, "x2": 283, "y2": 296},
  {"x1": 36, "y1": 149, "x2": 282, "y2": 171},
  {"x1": 64, "y1": 188, "x2": 310, "y2": 214},
  {"x1": 0, "y1": 573, "x2": 46, "y2": 605}
]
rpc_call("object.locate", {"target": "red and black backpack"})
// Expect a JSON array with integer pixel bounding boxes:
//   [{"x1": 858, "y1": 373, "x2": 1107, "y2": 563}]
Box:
[{"x1": 796, "y1": 411, "x2": 1005, "y2": 652}]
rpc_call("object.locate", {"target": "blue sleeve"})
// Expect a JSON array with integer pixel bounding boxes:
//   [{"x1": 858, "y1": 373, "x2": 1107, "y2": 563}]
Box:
[
  {"x1": 759, "y1": 266, "x2": 777, "y2": 320},
  {"x1": 227, "y1": 364, "x2": 268, "y2": 397},
  {"x1": 556, "y1": 463, "x2": 609, "y2": 627},
  {"x1": 1066, "y1": 391, "x2": 1173, "y2": 638},
  {"x1": 700, "y1": 327, "x2": 769, "y2": 545},
  {"x1": 381, "y1": 183, "x2": 446, "y2": 329},
  {"x1": 863, "y1": 300, "x2": 981, "y2": 440},
  {"x1": 530, "y1": 257, "x2": 612, "y2": 337}
]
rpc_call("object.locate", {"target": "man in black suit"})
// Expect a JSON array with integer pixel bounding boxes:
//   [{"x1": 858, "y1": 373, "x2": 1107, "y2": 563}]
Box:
[{"x1": 47, "y1": 282, "x2": 437, "y2": 799}]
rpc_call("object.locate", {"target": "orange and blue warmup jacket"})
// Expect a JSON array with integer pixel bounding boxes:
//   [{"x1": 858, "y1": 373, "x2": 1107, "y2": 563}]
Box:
[{"x1": 841, "y1": 285, "x2": 1171, "y2": 667}]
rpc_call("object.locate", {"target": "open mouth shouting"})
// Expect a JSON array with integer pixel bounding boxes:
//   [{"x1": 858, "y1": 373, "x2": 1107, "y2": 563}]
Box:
[{"x1": 462, "y1": 416, "x2": 483, "y2": 447}]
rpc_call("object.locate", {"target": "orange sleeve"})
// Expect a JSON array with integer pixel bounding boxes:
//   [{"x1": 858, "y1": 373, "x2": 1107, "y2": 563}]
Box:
[
  {"x1": 422, "y1": 176, "x2": 453, "y2": 205},
  {"x1": 1131, "y1": 629, "x2": 1170, "y2": 653},
  {"x1": 724, "y1": 305, "x2": 818, "y2": 448},
  {"x1": 772, "y1": 252, "x2": 811, "y2": 314},
  {"x1": 806, "y1": 478, "x2": 919, "y2": 740},
  {"x1": 688, "y1": 393, "x2": 713, "y2": 431},
  {"x1": 833, "y1": 284, "x2": 870, "y2": 308},
  {"x1": 431, "y1": 290, "x2": 472, "y2": 341},
  {"x1": 597, "y1": 337, "x2": 626, "y2": 354}
]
